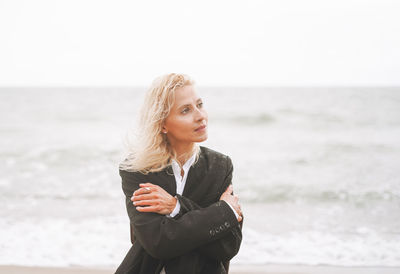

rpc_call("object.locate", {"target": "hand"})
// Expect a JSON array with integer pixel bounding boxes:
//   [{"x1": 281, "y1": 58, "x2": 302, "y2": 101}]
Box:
[
  {"x1": 220, "y1": 185, "x2": 243, "y2": 222},
  {"x1": 131, "y1": 183, "x2": 177, "y2": 215}
]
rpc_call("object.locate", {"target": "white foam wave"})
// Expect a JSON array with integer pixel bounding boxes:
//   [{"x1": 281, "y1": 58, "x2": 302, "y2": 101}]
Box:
[{"x1": 234, "y1": 227, "x2": 400, "y2": 267}]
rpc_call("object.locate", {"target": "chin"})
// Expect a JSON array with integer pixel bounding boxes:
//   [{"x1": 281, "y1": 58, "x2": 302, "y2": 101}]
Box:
[{"x1": 195, "y1": 134, "x2": 208, "y2": 143}]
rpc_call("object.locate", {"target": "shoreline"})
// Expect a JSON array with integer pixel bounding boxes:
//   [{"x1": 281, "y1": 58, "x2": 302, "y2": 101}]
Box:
[{"x1": 1, "y1": 264, "x2": 399, "y2": 274}]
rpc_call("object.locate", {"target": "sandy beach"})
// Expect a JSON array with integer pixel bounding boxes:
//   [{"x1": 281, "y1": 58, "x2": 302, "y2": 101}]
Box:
[{"x1": 1, "y1": 264, "x2": 399, "y2": 274}]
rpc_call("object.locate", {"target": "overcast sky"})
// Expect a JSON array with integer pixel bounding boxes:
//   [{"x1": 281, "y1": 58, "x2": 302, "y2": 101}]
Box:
[{"x1": 0, "y1": 0, "x2": 399, "y2": 86}]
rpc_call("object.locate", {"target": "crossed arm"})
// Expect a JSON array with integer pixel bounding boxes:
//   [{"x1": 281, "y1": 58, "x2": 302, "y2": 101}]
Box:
[
  {"x1": 174, "y1": 193, "x2": 243, "y2": 261},
  {"x1": 120, "y1": 164, "x2": 243, "y2": 261}
]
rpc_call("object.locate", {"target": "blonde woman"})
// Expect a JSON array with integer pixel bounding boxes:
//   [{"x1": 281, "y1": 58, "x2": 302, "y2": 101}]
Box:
[{"x1": 115, "y1": 73, "x2": 243, "y2": 274}]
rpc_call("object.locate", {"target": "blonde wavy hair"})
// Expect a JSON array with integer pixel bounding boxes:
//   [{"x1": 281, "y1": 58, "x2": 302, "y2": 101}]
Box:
[{"x1": 120, "y1": 73, "x2": 201, "y2": 174}]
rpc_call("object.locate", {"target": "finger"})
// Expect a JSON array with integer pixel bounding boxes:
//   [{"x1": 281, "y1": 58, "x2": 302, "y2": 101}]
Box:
[
  {"x1": 139, "y1": 183, "x2": 156, "y2": 189},
  {"x1": 140, "y1": 183, "x2": 161, "y2": 193},
  {"x1": 133, "y1": 199, "x2": 157, "y2": 206},
  {"x1": 136, "y1": 206, "x2": 160, "y2": 213},
  {"x1": 132, "y1": 189, "x2": 150, "y2": 198},
  {"x1": 132, "y1": 194, "x2": 157, "y2": 201},
  {"x1": 238, "y1": 215, "x2": 243, "y2": 222},
  {"x1": 224, "y1": 184, "x2": 233, "y2": 195},
  {"x1": 132, "y1": 193, "x2": 157, "y2": 201},
  {"x1": 133, "y1": 187, "x2": 152, "y2": 196}
]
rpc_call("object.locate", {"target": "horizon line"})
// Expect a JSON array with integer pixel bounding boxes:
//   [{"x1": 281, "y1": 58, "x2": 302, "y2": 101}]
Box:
[{"x1": 1, "y1": 85, "x2": 399, "y2": 89}]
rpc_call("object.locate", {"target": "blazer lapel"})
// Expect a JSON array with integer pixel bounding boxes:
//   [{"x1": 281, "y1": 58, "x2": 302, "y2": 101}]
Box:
[
  {"x1": 182, "y1": 151, "x2": 206, "y2": 197},
  {"x1": 157, "y1": 166, "x2": 177, "y2": 195}
]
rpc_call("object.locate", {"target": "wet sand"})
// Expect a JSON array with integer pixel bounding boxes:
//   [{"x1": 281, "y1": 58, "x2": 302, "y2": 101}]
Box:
[{"x1": 1, "y1": 264, "x2": 399, "y2": 274}]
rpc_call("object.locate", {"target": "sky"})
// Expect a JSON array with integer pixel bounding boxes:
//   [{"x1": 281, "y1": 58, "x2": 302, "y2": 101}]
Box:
[{"x1": 0, "y1": 0, "x2": 399, "y2": 86}]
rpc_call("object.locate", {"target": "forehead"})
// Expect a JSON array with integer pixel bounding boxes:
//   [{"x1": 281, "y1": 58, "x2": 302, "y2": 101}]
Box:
[{"x1": 173, "y1": 85, "x2": 199, "y2": 105}]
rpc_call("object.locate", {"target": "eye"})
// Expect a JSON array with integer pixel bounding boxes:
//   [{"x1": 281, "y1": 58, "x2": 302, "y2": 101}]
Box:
[
  {"x1": 181, "y1": 107, "x2": 190, "y2": 114},
  {"x1": 197, "y1": 102, "x2": 203, "y2": 108}
]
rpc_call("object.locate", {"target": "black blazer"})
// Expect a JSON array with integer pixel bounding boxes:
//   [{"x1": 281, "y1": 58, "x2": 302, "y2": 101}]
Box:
[{"x1": 115, "y1": 146, "x2": 243, "y2": 274}]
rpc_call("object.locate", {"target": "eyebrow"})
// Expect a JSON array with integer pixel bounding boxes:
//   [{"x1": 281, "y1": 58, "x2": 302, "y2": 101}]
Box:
[{"x1": 178, "y1": 98, "x2": 202, "y2": 109}]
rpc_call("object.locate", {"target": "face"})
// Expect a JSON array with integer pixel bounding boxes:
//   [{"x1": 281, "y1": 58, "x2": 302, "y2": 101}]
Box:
[{"x1": 163, "y1": 85, "x2": 208, "y2": 148}]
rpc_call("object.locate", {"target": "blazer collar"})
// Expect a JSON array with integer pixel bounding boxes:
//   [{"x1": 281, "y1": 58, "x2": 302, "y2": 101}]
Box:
[
  {"x1": 162, "y1": 146, "x2": 206, "y2": 196},
  {"x1": 182, "y1": 147, "x2": 206, "y2": 196}
]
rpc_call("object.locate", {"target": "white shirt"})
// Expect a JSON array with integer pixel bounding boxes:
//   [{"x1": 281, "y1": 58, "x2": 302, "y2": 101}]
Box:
[
  {"x1": 167, "y1": 153, "x2": 197, "y2": 217},
  {"x1": 160, "y1": 152, "x2": 238, "y2": 273}
]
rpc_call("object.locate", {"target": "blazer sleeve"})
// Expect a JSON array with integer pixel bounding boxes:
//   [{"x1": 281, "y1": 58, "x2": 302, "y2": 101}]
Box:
[
  {"x1": 174, "y1": 157, "x2": 243, "y2": 261},
  {"x1": 177, "y1": 195, "x2": 243, "y2": 261},
  {"x1": 120, "y1": 169, "x2": 239, "y2": 261}
]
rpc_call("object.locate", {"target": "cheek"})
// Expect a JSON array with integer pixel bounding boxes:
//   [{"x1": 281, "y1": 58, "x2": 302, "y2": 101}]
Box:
[{"x1": 167, "y1": 116, "x2": 193, "y2": 134}]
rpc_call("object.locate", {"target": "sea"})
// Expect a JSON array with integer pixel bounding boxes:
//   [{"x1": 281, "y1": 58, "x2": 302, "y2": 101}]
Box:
[{"x1": 0, "y1": 87, "x2": 399, "y2": 268}]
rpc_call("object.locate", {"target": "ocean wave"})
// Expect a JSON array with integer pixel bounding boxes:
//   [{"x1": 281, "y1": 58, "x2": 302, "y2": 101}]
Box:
[
  {"x1": 2, "y1": 188, "x2": 398, "y2": 205},
  {"x1": 239, "y1": 186, "x2": 400, "y2": 204},
  {"x1": 1, "y1": 218, "x2": 399, "y2": 267},
  {"x1": 1, "y1": 87, "x2": 399, "y2": 268},
  {"x1": 235, "y1": 227, "x2": 400, "y2": 267},
  {"x1": 212, "y1": 113, "x2": 275, "y2": 125}
]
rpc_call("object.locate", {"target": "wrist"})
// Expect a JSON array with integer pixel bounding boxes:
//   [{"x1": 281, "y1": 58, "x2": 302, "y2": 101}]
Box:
[
  {"x1": 168, "y1": 197, "x2": 180, "y2": 218},
  {"x1": 170, "y1": 196, "x2": 177, "y2": 213}
]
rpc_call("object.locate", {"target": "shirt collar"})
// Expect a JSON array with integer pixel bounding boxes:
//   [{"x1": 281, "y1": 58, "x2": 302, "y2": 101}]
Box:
[{"x1": 171, "y1": 152, "x2": 197, "y2": 173}]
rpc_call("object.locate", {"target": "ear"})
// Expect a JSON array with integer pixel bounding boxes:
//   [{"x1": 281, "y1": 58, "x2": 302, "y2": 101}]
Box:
[{"x1": 161, "y1": 125, "x2": 168, "y2": 134}]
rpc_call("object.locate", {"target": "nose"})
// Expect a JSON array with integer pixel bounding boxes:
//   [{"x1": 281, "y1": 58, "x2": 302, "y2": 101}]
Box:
[{"x1": 194, "y1": 106, "x2": 207, "y2": 122}]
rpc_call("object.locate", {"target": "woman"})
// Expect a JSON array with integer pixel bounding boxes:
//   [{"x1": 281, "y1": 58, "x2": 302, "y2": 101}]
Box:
[{"x1": 116, "y1": 73, "x2": 243, "y2": 274}]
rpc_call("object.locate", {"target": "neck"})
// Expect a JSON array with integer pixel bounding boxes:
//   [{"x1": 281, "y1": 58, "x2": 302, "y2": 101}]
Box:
[{"x1": 171, "y1": 142, "x2": 195, "y2": 166}]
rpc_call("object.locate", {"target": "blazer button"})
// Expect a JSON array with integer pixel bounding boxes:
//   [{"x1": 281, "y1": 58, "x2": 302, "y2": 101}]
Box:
[{"x1": 225, "y1": 222, "x2": 230, "y2": 228}]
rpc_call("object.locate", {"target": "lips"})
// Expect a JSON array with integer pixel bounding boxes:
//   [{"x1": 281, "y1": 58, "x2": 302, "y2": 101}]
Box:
[{"x1": 195, "y1": 124, "x2": 206, "y2": 131}]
